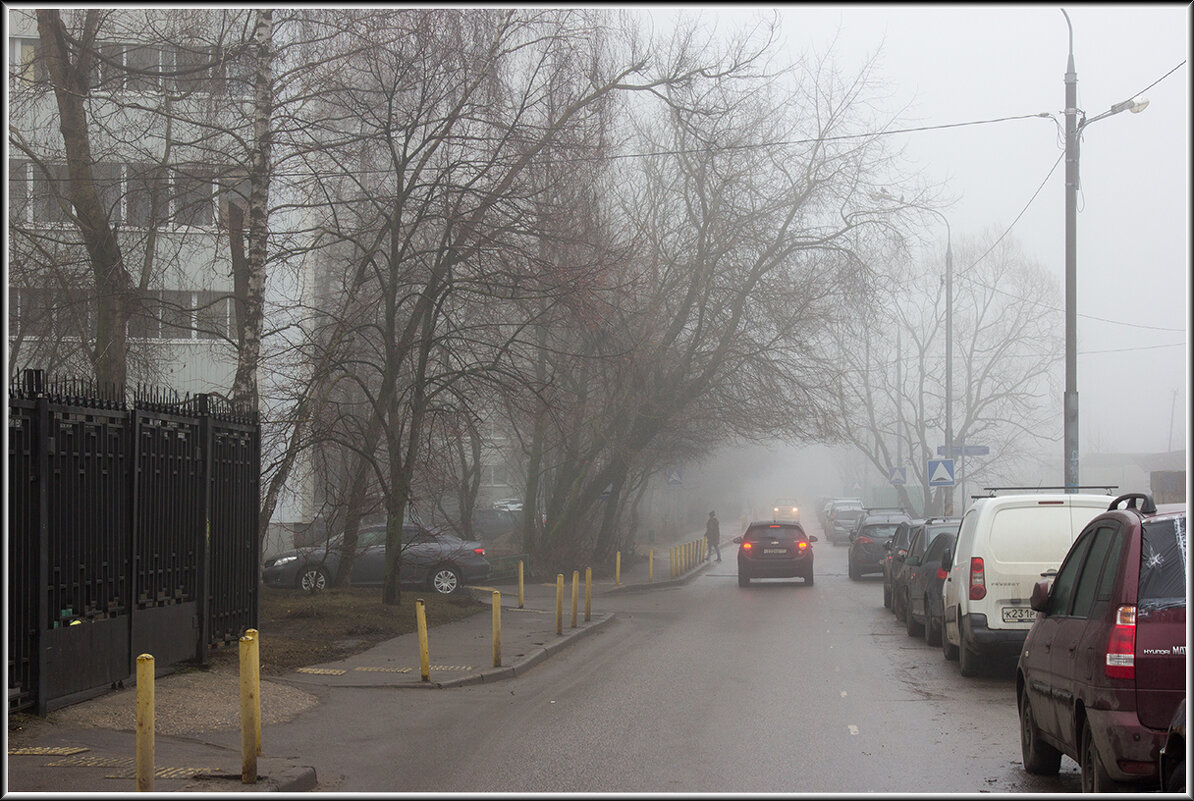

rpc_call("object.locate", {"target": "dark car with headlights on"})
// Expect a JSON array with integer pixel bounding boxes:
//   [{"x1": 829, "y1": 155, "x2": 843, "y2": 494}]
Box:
[
  {"x1": 848, "y1": 509, "x2": 911, "y2": 580},
  {"x1": 262, "y1": 523, "x2": 489, "y2": 595},
  {"x1": 733, "y1": 521, "x2": 817, "y2": 587},
  {"x1": 1016, "y1": 494, "x2": 1186, "y2": 792},
  {"x1": 898, "y1": 518, "x2": 960, "y2": 642}
]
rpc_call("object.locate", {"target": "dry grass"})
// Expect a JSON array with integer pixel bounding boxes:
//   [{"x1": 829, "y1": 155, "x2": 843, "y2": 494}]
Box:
[{"x1": 207, "y1": 585, "x2": 487, "y2": 675}]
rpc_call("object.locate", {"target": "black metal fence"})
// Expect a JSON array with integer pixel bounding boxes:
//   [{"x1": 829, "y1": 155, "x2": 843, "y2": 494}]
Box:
[{"x1": 8, "y1": 369, "x2": 260, "y2": 714}]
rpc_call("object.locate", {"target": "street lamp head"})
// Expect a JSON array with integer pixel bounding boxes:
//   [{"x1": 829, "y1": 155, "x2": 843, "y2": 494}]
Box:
[
  {"x1": 1129, "y1": 98, "x2": 1149, "y2": 114},
  {"x1": 1110, "y1": 97, "x2": 1149, "y2": 115}
]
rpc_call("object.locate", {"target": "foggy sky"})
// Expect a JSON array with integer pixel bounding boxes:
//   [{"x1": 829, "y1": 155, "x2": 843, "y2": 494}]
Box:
[{"x1": 652, "y1": 4, "x2": 1190, "y2": 457}]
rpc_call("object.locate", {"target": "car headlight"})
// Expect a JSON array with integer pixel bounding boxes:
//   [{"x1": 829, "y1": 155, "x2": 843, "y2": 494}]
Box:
[{"x1": 270, "y1": 555, "x2": 298, "y2": 566}]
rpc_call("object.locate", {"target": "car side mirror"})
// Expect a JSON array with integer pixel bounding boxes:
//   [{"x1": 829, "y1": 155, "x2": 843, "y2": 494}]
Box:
[
  {"x1": 896, "y1": 548, "x2": 908, "y2": 559},
  {"x1": 732, "y1": 536, "x2": 742, "y2": 544},
  {"x1": 1029, "y1": 580, "x2": 1051, "y2": 613},
  {"x1": 808, "y1": 535, "x2": 818, "y2": 543},
  {"x1": 941, "y1": 548, "x2": 953, "y2": 571},
  {"x1": 884, "y1": 541, "x2": 893, "y2": 551}
]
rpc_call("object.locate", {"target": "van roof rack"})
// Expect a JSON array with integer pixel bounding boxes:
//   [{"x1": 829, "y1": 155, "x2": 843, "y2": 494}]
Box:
[{"x1": 978, "y1": 486, "x2": 1118, "y2": 497}]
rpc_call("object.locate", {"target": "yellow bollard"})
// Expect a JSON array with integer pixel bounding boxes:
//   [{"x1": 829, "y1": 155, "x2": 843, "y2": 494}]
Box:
[
  {"x1": 135, "y1": 653, "x2": 154, "y2": 792},
  {"x1": 555, "y1": 574, "x2": 564, "y2": 635},
  {"x1": 517, "y1": 560, "x2": 524, "y2": 609},
  {"x1": 246, "y1": 629, "x2": 261, "y2": 755},
  {"x1": 492, "y1": 591, "x2": 502, "y2": 667},
  {"x1": 585, "y1": 567, "x2": 592, "y2": 622},
  {"x1": 649, "y1": 549, "x2": 654, "y2": 582},
  {"x1": 571, "y1": 570, "x2": 579, "y2": 628},
  {"x1": 670, "y1": 546, "x2": 676, "y2": 578},
  {"x1": 616, "y1": 551, "x2": 621, "y2": 585},
  {"x1": 239, "y1": 635, "x2": 258, "y2": 784},
  {"x1": 416, "y1": 599, "x2": 430, "y2": 681}
]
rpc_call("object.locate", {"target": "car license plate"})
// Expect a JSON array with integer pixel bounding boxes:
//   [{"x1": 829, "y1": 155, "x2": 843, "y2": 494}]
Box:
[
  {"x1": 1002, "y1": 606, "x2": 1036, "y2": 623},
  {"x1": 763, "y1": 548, "x2": 786, "y2": 554}
]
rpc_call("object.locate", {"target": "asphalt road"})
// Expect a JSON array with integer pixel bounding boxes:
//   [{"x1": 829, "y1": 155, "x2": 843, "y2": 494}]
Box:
[{"x1": 263, "y1": 526, "x2": 1085, "y2": 793}]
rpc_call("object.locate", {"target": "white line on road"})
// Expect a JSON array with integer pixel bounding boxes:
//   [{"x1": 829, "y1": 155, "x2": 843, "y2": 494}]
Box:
[{"x1": 848, "y1": 725, "x2": 859, "y2": 736}]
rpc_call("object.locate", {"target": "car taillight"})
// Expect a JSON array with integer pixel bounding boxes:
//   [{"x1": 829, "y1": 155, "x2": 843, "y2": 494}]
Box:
[
  {"x1": 1105, "y1": 605, "x2": 1136, "y2": 680},
  {"x1": 797, "y1": 541, "x2": 808, "y2": 550},
  {"x1": 856, "y1": 536, "x2": 873, "y2": 545},
  {"x1": 742, "y1": 541, "x2": 753, "y2": 551},
  {"x1": 968, "y1": 557, "x2": 986, "y2": 600},
  {"x1": 936, "y1": 567, "x2": 948, "y2": 580},
  {"x1": 474, "y1": 547, "x2": 485, "y2": 556}
]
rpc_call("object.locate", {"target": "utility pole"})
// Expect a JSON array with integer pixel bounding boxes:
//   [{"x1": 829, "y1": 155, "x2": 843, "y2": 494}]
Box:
[{"x1": 1063, "y1": 9, "x2": 1080, "y2": 492}]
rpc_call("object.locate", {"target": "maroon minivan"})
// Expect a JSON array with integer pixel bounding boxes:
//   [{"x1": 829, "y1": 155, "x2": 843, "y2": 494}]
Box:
[{"x1": 1016, "y1": 493, "x2": 1186, "y2": 791}]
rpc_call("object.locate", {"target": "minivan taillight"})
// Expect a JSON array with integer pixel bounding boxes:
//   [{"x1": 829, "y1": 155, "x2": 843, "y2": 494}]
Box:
[
  {"x1": 1105, "y1": 605, "x2": 1136, "y2": 680},
  {"x1": 968, "y1": 557, "x2": 986, "y2": 600},
  {"x1": 474, "y1": 547, "x2": 485, "y2": 556}
]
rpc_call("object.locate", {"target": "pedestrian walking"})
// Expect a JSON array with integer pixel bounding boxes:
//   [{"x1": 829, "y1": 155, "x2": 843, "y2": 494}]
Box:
[{"x1": 705, "y1": 511, "x2": 721, "y2": 562}]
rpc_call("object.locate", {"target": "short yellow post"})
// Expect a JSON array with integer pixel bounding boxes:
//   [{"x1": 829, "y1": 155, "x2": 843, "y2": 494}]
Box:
[
  {"x1": 555, "y1": 574, "x2": 564, "y2": 635},
  {"x1": 670, "y1": 546, "x2": 676, "y2": 578},
  {"x1": 584, "y1": 567, "x2": 592, "y2": 622},
  {"x1": 492, "y1": 591, "x2": 502, "y2": 667},
  {"x1": 135, "y1": 653, "x2": 154, "y2": 792},
  {"x1": 416, "y1": 598, "x2": 430, "y2": 681},
  {"x1": 570, "y1": 570, "x2": 579, "y2": 628},
  {"x1": 649, "y1": 549, "x2": 654, "y2": 582},
  {"x1": 239, "y1": 635, "x2": 258, "y2": 784},
  {"x1": 615, "y1": 551, "x2": 621, "y2": 585},
  {"x1": 246, "y1": 629, "x2": 261, "y2": 755},
  {"x1": 517, "y1": 560, "x2": 525, "y2": 609}
]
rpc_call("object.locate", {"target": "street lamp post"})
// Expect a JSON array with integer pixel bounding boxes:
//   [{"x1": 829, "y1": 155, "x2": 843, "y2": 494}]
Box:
[{"x1": 1061, "y1": 9, "x2": 1149, "y2": 492}]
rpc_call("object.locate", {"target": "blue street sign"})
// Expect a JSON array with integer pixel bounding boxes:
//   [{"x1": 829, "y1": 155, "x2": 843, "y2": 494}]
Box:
[
  {"x1": 665, "y1": 468, "x2": 683, "y2": 486},
  {"x1": 888, "y1": 467, "x2": 907, "y2": 486},
  {"x1": 927, "y1": 458, "x2": 956, "y2": 487},
  {"x1": 936, "y1": 445, "x2": 990, "y2": 457}
]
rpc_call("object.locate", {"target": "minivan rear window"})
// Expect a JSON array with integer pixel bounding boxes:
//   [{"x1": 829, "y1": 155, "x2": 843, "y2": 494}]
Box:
[{"x1": 1138, "y1": 515, "x2": 1187, "y2": 610}]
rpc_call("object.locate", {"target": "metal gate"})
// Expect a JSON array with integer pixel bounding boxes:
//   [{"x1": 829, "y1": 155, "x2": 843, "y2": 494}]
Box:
[{"x1": 8, "y1": 370, "x2": 260, "y2": 714}]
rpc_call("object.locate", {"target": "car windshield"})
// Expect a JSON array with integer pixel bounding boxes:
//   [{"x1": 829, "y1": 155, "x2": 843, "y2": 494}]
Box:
[
  {"x1": 1138, "y1": 515, "x2": 1187, "y2": 610},
  {"x1": 746, "y1": 525, "x2": 805, "y2": 541},
  {"x1": 861, "y1": 525, "x2": 899, "y2": 540}
]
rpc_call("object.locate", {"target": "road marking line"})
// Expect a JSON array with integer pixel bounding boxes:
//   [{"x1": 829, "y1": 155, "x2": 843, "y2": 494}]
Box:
[
  {"x1": 840, "y1": 691, "x2": 847, "y2": 697},
  {"x1": 848, "y1": 725, "x2": 859, "y2": 736},
  {"x1": 9, "y1": 746, "x2": 88, "y2": 756},
  {"x1": 296, "y1": 667, "x2": 347, "y2": 675}
]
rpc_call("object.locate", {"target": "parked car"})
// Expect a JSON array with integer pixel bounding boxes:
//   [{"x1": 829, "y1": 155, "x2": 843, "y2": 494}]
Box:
[
  {"x1": 1159, "y1": 698, "x2": 1186, "y2": 793},
  {"x1": 941, "y1": 489, "x2": 1112, "y2": 676},
  {"x1": 262, "y1": 523, "x2": 490, "y2": 595},
  {"x1": 883, "y1": 518, "x2": 924, "y2": 609},
  {"x1": 826, "y1": 499, "x2": 865, "y2": 545},
  {"x1": 847, "y1": 509, "x2": 912, "y2": 581},
  {"x1": 733, "y1": 520, "x2": 817, "y2": 587},
  {"x1": 1016, "y1": 494, "x2": 1186, "y2": 791},
  {"x1": 898, "y1": 518, "x2": 961, "y2": 642}
]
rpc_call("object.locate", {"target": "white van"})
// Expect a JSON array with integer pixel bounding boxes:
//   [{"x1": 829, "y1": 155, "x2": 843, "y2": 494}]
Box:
[{"x1": 940, "y1": 491, "x2": 1113, "y2": 677}]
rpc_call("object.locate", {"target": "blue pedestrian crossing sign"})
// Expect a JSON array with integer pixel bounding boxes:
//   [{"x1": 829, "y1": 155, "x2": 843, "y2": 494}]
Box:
[
  {"x1": 665, "y1": 467, "x2": 683, "y2": 486},
  {"x1": 927, "y1": 458, "x2": 956, "y2": 487},
  {"x1": 888, "y1": 467, "x2": 906, "y2": 486}
]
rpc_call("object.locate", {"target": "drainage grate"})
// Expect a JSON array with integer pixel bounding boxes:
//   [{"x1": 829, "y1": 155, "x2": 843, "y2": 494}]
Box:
[
  {"x1": 353, "y1": 666, "x2": 413, "y2": 673},
  {"x1": 9, "y1": 746, "x2": 89, "y2": 756},
  {"x1": 295, "y1": 667, "x2": 347, "y2": 675},
  {"x1": 45, "y1": 755, "x2": 132, "y2": 768}
]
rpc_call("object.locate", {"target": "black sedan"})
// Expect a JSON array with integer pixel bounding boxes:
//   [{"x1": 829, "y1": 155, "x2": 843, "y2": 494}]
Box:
[
  {"x1": 847, "y1": 513, "x2": 909, "y2": 580},
  {"x1": 733, "y1": 521, "x2": 817, "y2": 587},
  {"x1": 882, "y1": 519, "x2": 923, "y2": 608},
  {"x1": 262, "y1": 523, "x2": 490, "y2": 594},
  {"x1": 905, "y1": 522, "x2": 960, "y2": 644}
]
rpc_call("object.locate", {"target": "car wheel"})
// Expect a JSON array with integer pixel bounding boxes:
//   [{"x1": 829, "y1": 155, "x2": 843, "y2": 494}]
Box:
[
  {"x1": 883, "y1": 581, "x2": 892, "y2": 608},
  {"x1": 298, "y1": 566, "x2": 329, "y2": 593},
  {"x1": 738, "y1": 571, "x2": 750, "y2": 587},
  {"x1": 942, "y1": 613, "x2": 960, "y2": 661},
  {"x1": 430, "y1": 565, "x2": 462, "y2": 595},
  {"x1": 848, "y1": 556, "x2": 860, "y2": 581},
  {"x1": 893, "y1": 588, "x2": 906, "y2": 622},
  {"x1": 1080, "y1": 720, "x2": 1118, "y2": 792},
  {"x1": 804, "y1": 570, "x2": 814, "y2": 586},
  {"x1": 1019, "y1": 691, "x2": 1062, "y2": 775},
  {"x1": 1165, "y1": 758, "x2": 1186, "y2": 793},
  {"x1": 926, "y1": 606, "x2": 942, "y2": 647},
  {"x1": 958, "y1": 628, "x2": 979, "y2": 677},
  {"x1": 905, "y1": 593, "x2": 924, "y2": 638}
]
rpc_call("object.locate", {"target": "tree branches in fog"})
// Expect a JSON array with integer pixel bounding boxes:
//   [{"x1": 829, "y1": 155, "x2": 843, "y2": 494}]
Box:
[{"x1": 829, "y1": 231, "x2": 1062, "y2": 515}]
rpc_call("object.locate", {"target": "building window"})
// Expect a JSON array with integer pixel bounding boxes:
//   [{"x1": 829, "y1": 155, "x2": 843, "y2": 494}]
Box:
[
  {"x1": 9, "y1": 158, "x2": 31, "y2": 223},
  {"x1": 194, "y1": 291, "x2": 233, "y2": 340},
  {"x1": 10, "y1": 37, "x2": 45, "y2": 84},
  {"x1": 125, "y1": 43, "x2": 164, "y2": 92},
  {"x1": 9, "y1": 287, "x2": 93, "y2": 339},
  {"x1": 31, "y1": 162, "x2": 73, "y2": 225},
  {"x1": 173, "y1": 165, "x2": 215, "y2": 228},
  {"x1": 127, "y1": 289, "x2": 234, "y2": 340},
  {"x1": 160, "y1": 289, "x2": 195, "y2": 339},
  {"x1": 126, "y1": 163, "x2": 167, "y2": 228},
  {"x1": 480, "y1": 464, "x2": 511, "y2": 487},
  {"x1": 88, "y1": 41, "x2": 127, "y2": 91}
]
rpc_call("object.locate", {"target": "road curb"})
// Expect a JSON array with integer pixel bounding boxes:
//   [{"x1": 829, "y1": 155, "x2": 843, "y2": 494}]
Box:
[{"x1": 602, "y1": 560, "x2": 711, "y2": 594}]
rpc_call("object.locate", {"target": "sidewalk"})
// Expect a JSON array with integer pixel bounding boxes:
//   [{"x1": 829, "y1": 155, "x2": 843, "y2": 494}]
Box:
[{"x1": 5, "y1": 535, "x2": 712, "y2": 794}]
